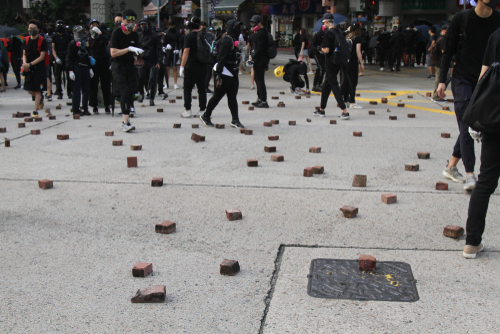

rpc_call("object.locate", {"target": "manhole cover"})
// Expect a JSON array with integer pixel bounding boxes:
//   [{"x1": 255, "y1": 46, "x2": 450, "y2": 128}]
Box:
[{"x1": 307, "y1": 258, "x2": 419, "y2": 302}]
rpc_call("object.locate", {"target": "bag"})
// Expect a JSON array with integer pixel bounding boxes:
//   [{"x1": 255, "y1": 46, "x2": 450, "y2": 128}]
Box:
[
  {"x1": 196, "y1": 30, "x2": 211, "y2": 64},
  {"x1": 330, "y1": 29, "x2": 350, "y2": 66},
  {"x1": 267, "y1": 32, "x2": 277, "y2": 59},
  {"x1": 430, "y1": 36, "x2": 444, "y2": 63},
  {"x1": 463, "y1": 62, "x2": 500, "y2": 132},
  {"x1": 274, "y1": 65, "x2": 285, "y2": 77},
  {"x1": 26, "y1": 36, "x2": 51, "y2": 66},
  {"x1": 346, "y1": 36, "x2": 354, "y2": 60}
]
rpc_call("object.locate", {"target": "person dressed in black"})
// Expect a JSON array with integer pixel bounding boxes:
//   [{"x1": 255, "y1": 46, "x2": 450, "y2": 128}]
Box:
[
  {"x1": 343, "y1": 22, "x2": 364, "y2": 109},
  {"x1": 200, "y1": 19, "x2": 245, "y2": 129},
  {"x1": 137, "y1": 18, "x2": 162, "y2": 106},
  {"x1": 110, "y1": 9, "x2": 144, "y2": 132},
  {"x1": 314, "y1": 13, "x2": 349, "y2": 120},
  {"x1": 390, "y1": 26, "x2": 404, "y2": 71},
  {"x1": 311, "y1": 26, "x2": 325, "y2": 92},
  {"x1": 66, "y1": 26, "x2": 92, "y2": 116},
  {"x1": 293, "y1": 29, "x2": 301, "y2": 59},
  {"x1": 248, "y1": 15, "x2": 269, "y2": 108},
  {"x1": 88, "y1": 19, "x2": 111, "y2": 114},
  {"x1": 283, "y1": 58, "x2": 309, "y2": 94},
  {"x1": 22, "y1": 19, "x2": 47, "y2": 117},
  {"x1": 7, "y1": 35, "x2": 23, "y2": 89},
  {"x1": 200, "y1": 21, "x2": 215, "y2": 94},
  {"x1": 377, "y1": 28, "x2": 391, "y2": 71},
  {"x1": 180, "y1": 16, "x2": 208, "y2": 118},
  {"x1": 404, "y1": 25, "x2": 418, "y2": 67},
  {"x1": 162, "y1": 21, "x2": 181, "y2": 91},
  {"x1": 51, "y1": 20, "x2": 73, "y2": 99}
]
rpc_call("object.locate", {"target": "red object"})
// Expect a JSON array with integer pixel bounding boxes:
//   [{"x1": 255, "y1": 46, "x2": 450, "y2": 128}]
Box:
[
  {"x1": 303, "y1": 167, "x2": 314, "y2": 177},
  {"x1": 225, "y1": 209, "x2": 243, "y2": 221},
  {"x1": 132, "y1": 263, "x2": 153, "y2": 277},
  {"x1": 25, "y1": 36, "x2": 51, "y2": 66},
  {"x1": 443, "y1": 225, "x2": 465, "y2": 238},
  {"x1": 309, "y1": 147, "x2": 321, "y2": 153},
  {"x1": 38, "y1": 179, "x2": 53, "y2": 189},
  {"x1": 155, "y1": 221, "x2": 176, "y2": 234},
  {"x1": 127, "y1": 157, "x2": 138, "y2": 168},
  {"x1": 381, "y1": 194, "x2": 397, "y2": 204},
  {"x1": 271, "y1": 154, "x2": 284, "y2": 162},
  {"x1": 359, "y1": 254, "x2": 376, "y2": 270}
]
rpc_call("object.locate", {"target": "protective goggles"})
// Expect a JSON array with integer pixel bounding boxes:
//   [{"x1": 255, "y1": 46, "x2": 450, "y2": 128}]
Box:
[
  {"x1": 125, "y1": 16, "x2": 136, "y2": 21},
  {"x1": 322, "y1": 19, "x2": 334, "y2": 24}
]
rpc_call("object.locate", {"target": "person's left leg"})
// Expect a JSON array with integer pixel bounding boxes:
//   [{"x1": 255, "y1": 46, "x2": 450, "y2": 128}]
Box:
[
  {"x1": 196, "y1": 69, "x2": 207, "y2": 112},
  {"x1": 72, "y1": 66, "x2": 82, "y2": 112},
  {"x1": 227, "y1": 76, "x2": 240, "y2": 122},
  {"x1": 81, "y1": 67, "x2": 90, "y2": 112}
]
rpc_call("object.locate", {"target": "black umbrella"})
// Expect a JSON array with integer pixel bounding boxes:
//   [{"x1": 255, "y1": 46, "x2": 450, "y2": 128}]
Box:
[
  {"x1": 0, "y1": 25, "x2": 22, "y2": 38},
  {"x1": 412, "y1": 19, "x2": 433, "y2": 27}
]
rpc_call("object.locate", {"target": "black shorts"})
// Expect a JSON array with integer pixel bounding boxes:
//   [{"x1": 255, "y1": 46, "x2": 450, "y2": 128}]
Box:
[
  {"x1": 24, "y1": 63, "x2": 47, "y2": 92},
  {"x1": 405, "y1": 46, "x2": 416, "y2": 55},
  {"x1": 164, "y1": 51, "x2": 179, "y2": 67}
]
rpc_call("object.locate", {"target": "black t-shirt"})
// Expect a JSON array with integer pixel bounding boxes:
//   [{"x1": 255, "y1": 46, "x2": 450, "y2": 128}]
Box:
[
  {"x1": 301, "y1": 35, "x2": 309, "y2": 50},
  {"x1": 184, "y1": 31, "x2": 206, "y2": 71},
  {"x1": 378, "y1": 33, "x2": 391, "y2": 49},
  {"x1": 322, "y1": 28, "x2": 337, "y2": 61},
  {"x1": 110, "y1": 28, "x2": 139, "y2": 63},
  {"x1": 436, "y1": 35, "x2": 446, "y2": 67},
  {"x1": 51, "y1": 32, "x2": 72, "y2": 56},
  {"x1": 349, "y1": 36, "x2": 361, "y2": 63},
  {"x1": 23, "y1": 36, "x2": 47, "y2": 64},
  {"x1": 426, "y1": 35, "x2": 437, "y2": 54},
  {"x1": 483, "y1": 27, "x2": 500, "y2": 66}
]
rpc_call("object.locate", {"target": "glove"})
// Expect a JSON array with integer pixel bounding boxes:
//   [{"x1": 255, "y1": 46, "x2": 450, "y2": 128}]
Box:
[
  {"x1": 179, "y1": 66, "x2": 184, "y2": 77},
  {"x1": 90, "y1": 69, "x2": 94, "y2": 78},
  {"x1": 55, "y1": 57, "x2": 62, "y2": 65},
  {"x1": 91, "y1": 27, "x2": 101, "y2": 34},
  {"x1": 469, "y1": 127, "x2": 482, "y2": 143},
  {"x1": 166, "y1": 44, "x2": 172, "y2": 50},
  {"x1": 215, "y1": 74, "x2": 222, "y2": 89},
  {"x1": 69, "y1": 71, "x2": 75, "y2": 81},
  {"x1": 109, "y1": 65, "x2": 112, "y2": 70},
  {"x1": 162, "y1": 47, "x2": 167, "y2": 53},
  {"x1": 173, "y1": 50, "x2": 179, "y2": 54},
  {"x1": 128, "y1": 46, "x2": 144, "y2": 55}
]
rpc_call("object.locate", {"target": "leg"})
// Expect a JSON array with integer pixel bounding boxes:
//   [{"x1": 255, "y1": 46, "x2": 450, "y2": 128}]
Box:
[
  {"x1": 148, "y1": 65, "x2": 158, "y2": 101},
  {"x1": 72, "y1": 66, "x2": 82, "y2": 111},
  {"x1": 196, "y1": 69, "x2": 207, "y2": 111},
  {"x1": 250, "y1": 67, "x2": 255, "y2": 86},
  {"x1": 0, "y1": 70, "x2": 5, "y2": 90},
  {"x1": 321, "y1": 64, "x2": 347, "y2": 112},
  {"x1": 253, "y1": 61, "x2": 267, "y2": 102},
  {"x1": 173, "y1": 66, "x2": 178, "y2": 84},
  {"x1": 166, "y1": 66, "x2": 171, "y2": 88},
  {"x1": 81, "y1": 68, "x2": 90, "y2": 111},
  {"x1": 54, "y1": 62, "x2": 63, "y2": 95},
  {"x1": 101, "y1": 64, "x2": 112, "y2": 107},
  {"x1": 204, "y1": 77, "x2": 228, "y2": 118},
  {"x1": 89, "y1": 67, "x2": 99, "y2": 107},
  {"x1": 227, "y1": 76, "x2": 240, "y2": 122},
  {"x1": 34, "y1": 91, "x2": 42, "y2": 111},
  {"x1": 432, "y1": 67, "x2": 441, "y2": 99},
  {"x1": 183, "y1": 69, "x2": 195, "y2": 111},
  {"x1": 12, "y1": 57, "x2": 22, "y2": 85}
]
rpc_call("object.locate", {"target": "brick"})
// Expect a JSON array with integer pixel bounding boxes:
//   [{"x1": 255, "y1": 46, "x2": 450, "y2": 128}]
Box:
[
  {"x1": 353, "y1": 131, "x2": 362, "y2": 137},
  {"x1": 391, "y1": 92, "x2": 397, "y2": 96},
  {"x1": 23, "y1": 112, "x2": 31, "y2": 117},
  {"x1": 220, "y1": 259, "x2": 240, "y2": 276},
  {"x1": 447, "y1": 99, "x2": 454, "y2": 103},
  {"x1": 56, "y1": 104, "x2": 62, "y2": 110},
  {"x1": 242, "y1": 101, "x2": 249, "y2": 104},
  {"x1": 169, "y1": 99, "x2": 175, "y2": 103},
  {"x1": 244, "y1": 130, "x2": 253, "y2": 135},
  {"x1": 49, "y1": 115, "x2": 56, "y2": 120},
  {"x1": 306, "y1": 118, "x2": 311, "y2": 122},
  {"x1": 387, "y1": 109, "x2": 391, "y2": 112},
  {"x1": 248, "y1": 106, "x2": 254, "y2": 110},
  {"x1": 215, "y1": 124, "x2": 225, "y2": 129},
  {"x1": 18, "y1": 123, "x2": 25, "y2": 128},
  {"x1": 397, "y1": 103, "x2": 405, "y2": 107},
  {"x1": 157, "y1": 108, "x2": 163, "y2": 112},
  {"x1": 417, "y1": 152, "x2": 430, "y2": 159},
  {"x1": 295, "y1": 96, "x2": 301, "y2": 99},
  {"x1": 66, "y1": 101, "x2": 72, "y2": 106},
  {"x1": 340, "y1": 205, "x2": 358, "y2": 218},
  {"x1": 389, "y1": 116, "x2": 397, "y2": 120},
  {"x1": 193, "y1": 96, "x2": 197, "y2": 99},
  {"x1": 441, "y1": 133, "x2": 450, "y2": 138},
  {"x1": 405, "y1": 163, "x2": 419, "y2": 171},
  {"x1": 369, "y1": 111, "x2": 375, "y2": 115},
  {"x1": 141, "y1": 104, "x2": 146, "y2": 107},
  {"x1": 132, "y1": 263, "x2": 153, "y2": 277},
  {"x1": 330, "y1": 119, "x2": 337, "y2": 124},
  {"x1": 57, "y1": 134, "x2": 69, "y2": 140},
  {"x1": 381, "y1": 98, "x2": 388, "y2": 103},
  {"x1": 272, "y1": 96, "x2": 279, "y2": 99},
  {"x1": 0, "y1": 128, "x2": 5, "y2": 133},
  {"x1": 73, "y1": 114, "x2": 80, "y2": 120},
  {"x1": 264, "y1": 146, "x2": 276, "y2": 153},
  {"x1": 443, "y1": 225, "x2": 465, "y2": 239},
  {"x1": 12, "y1": 113, "x2": 17, "y2": 118},
  {"x1": 112, "y1": 140, "x2": 123, "y2": 146},
  {"x1": 289, "y1": 120, "x2": 296, "y2": 125},
  {"x1": 151, "y1": 177, "x2": 163, "y2": 187},
  {"x1": 381, "y1": 193, "x2": 397, "y2": 204},
  {"x1": 271, "y1": 120, "x2": 279, "y2": 124},
  {"x1": 356, "y1": 93, "x2": 360, "y2": 97},
  {"x1": 130, "y1": 285, "x2": 166, "y2": 303},
  {"x1": 271, "y1": 154, "x2": 284, "y2": 162},
  {"x1": 312, "y1": 166, "x2": 324, "y2": 174},
  {"x1": 263, "y1": 122, "x2": 272, "y2": 127},
  {"x1": 436, "y1": 181, "x2": 448, "y2": 190},
  {"x1": 191, "y1": 133, "x2": 205, "y2": 142},
  {"x1": 268, "y1": 135, "x2": 279, "y2": 141},
  {"x1": 407, "y1": 95, "x2": 413, "y2": 98},
  {"x1": 34, "y1": 117, "x2": 42, "y2": 122},
  {"x1": 309, "y1": 147, "x2": 322, "y2": 153},
  {"x1": 407, "y1": 114, "x2": 415, "y2": 118},
  {"x1": 240, "y1": 129, "x2": 245, "y2": 134},
  {"x1": 5, "y1": 138, "x2": 10, "y2": 147},
  {"x1": 303, "y1": 167, "x2": 314, "y2": 177},
  {"x1": 130, "y1": 145, "x2": 142, "y2": 151},
  {"x1": 127, "y1": 157, "x2": 138, "y2": 168},
  {"x1": 225, "y1": 209, "x2": 242, "y2": 221},
  {"x1": 277, "y1": 102, "x2": 285, "y2": 107},
  {"x1": 38, "y1": 179, "x2": 53, "y2": 189},
  {"x1": 426, "y1": 92, "x2": 432, "y2": 97},
  {"x1": 105, "y1": 131, "x2": 114, "y2": 136},
  {"x1": 280, "y1": 91, "x2": 285, "y2": 95},
  {"x1": 176, "y1": 96, "x2": 182, "y2": 99},
  {"x1": 305, "y1": 95, "x2": 310, "y2": 98},
  {"x1": 443, "y1": 106, "x2": 450, "y2": 111},
  {"x1": 24, "y1": 117, "x2": 33, "y2": 122},
  {"x1": 192, "y1": 124, "x2": 199, "y2": 128},
  {"x1": 369, "y1": 101, "x2": 377, "y2": 105},
  {"x1": 352, "y1": 175, "x2": 367, "y2": 187},
  {"x1": 155, "y1": 221, "x2": 176, "y2": 234},
  {"x1": 173, "y1": 124, "x2": 181, "y2": 128},
  {"x1": 31, "y1": 129, "x2": 40, "y2": 135},
  {"x1": 359, "y1": 254, "x2": 376, "y2": 271},
  {"x1": 247, "y1": 159, "x2": 258, "y2": 167},
  {"x1": 315, "y1": 106, "x2": 321, "y2": 110},
  {"x1": 45, "y1": 108, "x2": 51, "y2": 114}
]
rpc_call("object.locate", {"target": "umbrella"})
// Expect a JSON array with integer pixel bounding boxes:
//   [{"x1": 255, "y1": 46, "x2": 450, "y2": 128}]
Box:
[
  {"x1": 0, "y1": 25, "x2": 22, "y2": 38},
  {"x1": 352, "y1": 17, "x2": 368, "y2": 22},
  {"x1": 313, "y1": 14, "x2": 347, "y2": 33},
  {"x1": 415, "y1": 24, "x2": 430, "y2": 42},
  {"x1": 369, "y1": 36, "x2": 378, "y2": 48},
  {"x1": 412, "y1": 18, "x2": 433, "y2": 27}
]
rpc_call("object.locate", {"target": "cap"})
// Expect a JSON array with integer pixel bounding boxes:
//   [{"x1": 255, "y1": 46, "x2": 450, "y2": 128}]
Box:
[
  {"x1": 322, "y1": 13, "x2": 334, "y2": 22},
  {"x1": 250, "y1": 15, "x2": 262, "y2": 24},
  {"x1": 89, "y1": 19, "x2": 99, "y2": 26},
  {"x1": 73, "y1": 25, "x2": 84, "y2": 33},
  {"x1": 441, "y1": 24, "x2": 449, "y2": 31},
  {"x1": 123, "y1": 9, "x2": 137, "y2": 18},
  {"x1": 351, "y1": 22, "x2": 360, "y2": 29}
]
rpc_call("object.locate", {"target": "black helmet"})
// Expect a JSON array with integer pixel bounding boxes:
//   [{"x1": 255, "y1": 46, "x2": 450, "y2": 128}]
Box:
[{"x1": 89, "y1": 19, "x2": 99, "y2": 26}]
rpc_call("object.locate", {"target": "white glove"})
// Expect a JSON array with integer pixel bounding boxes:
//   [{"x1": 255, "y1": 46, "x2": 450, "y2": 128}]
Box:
[
  {"x1": 166, "y1": 44, "x2": 172, "y2": 50},
  {"x1": 162, "y1": 47, "x2": 167, "y2": 53},
  {"x1": 55, "y1": 57, "x2": 62, "y2": 64},
  {"x1": 173, "y1": 50, "x2": 179, "y2": 54},
  {"x1": 92, "y1": 27, "x2": 101, "y2": 34},
  {"x1": 109, "y1": 65, "x2": 112, "y2": 70},
  {"x1": 128, "y1": 46, "x2": 144, "y2": 55},
  {"x1": 90, "y1": 69, "x2": 94, "y2": 78},
  {"x1": 69, "y1": 71, "x2": 75, "y2": 81},
  {"x1": 469, "y1": 127, "x2": 482, "y2": 143},
  {"x1": 179, "y1": 66, "x2": 184, "y2": 77}
]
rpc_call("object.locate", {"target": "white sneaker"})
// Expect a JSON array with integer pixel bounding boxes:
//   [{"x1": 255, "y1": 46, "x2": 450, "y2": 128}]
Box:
[
  {"x1": 443, "y1": 166, "x2": 466, "y2": 183},
  {"x1": 163, "y1": 85, "x2": 168, "y2": 89},
  {"x1": 174, "y1": 84, "x2": 179, "y2": 89},
  {"x1": 464, "y1": 174, "x2": 477, "y2": 191},
  {"x1": 250, "y1": 85, "x2": 255, "y2": 90},
  {"x1": 130, "y1": 107, "x2": 136, "y2": 117},
  {"x1": 198, "y1": 110, "x2": 205, "y2": 116},
  {"x1": 239, "y1": 71, "x2": 242, "y2": 75},
  {"x1": 380, "y1": 67, "x2": 384, "y2": 71},
  {"x1": 307, "y1": 71, "x2": 314, "y2": 75},
  {"x1": 181, "y1": 110, "x2": 192, "y2": 118},
  {"x1": 122, "y1": 121, "x2": 135, "y2": 132},
  {"x1": 350, "y1": 103, "x2": 363, "y2": 109}
]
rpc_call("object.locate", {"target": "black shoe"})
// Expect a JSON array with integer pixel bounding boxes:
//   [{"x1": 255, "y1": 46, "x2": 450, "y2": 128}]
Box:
[
  {"x1": 82, "y1": 110, "x2": 91, "y2": 116},
  {"x1": 251, "y1": 99, "x2": 262, "y2": 106},
  {"x1": 93, "y1": 107, "x2": 99, "y2": 114},
  {"x1": 68, "y1": 93, "x2": 72, "y2": 99},
  {"x1": 338, "y1": 112, "x2": 350, "y2": 120},
  {"x1": 162, "y1": 94, "x2": 168, "y2": 100},
  {"x1": 149, "y1": 100, "x2": 155, "y2": 106},
  {"x1": 255, "y1": 101, "x2": 269, "y2": 108},
  {"x1": 314, "y1": 109, "x2": 325, "y2": 117},
  {"x1": 145, "y1": 94, "x2": 150, "y2": 100},
  {"x1": 57, "y1": 94, "x2": 63, "y2": 99},
  {"x1": 206, "y1": 88, "x2": 213, "y2": 94},
  {"x1": 312, "y1": 86, "x2": 322, "y2": 92},
  {"x1": 105, "y1": 107, "x2": 111, "y2": 114},
  {"x1": 230, "y1": 120, "x2": 245, "y2": 129},
  {"x1": 138, "y1": 94, "x2": 144, "y2": 103},
  {"x1": 14, "y1": 84, "x2": 21, "y2": 90},
  {"x1": 200, "y1": 114, "x2": 214, "y2": 127}
]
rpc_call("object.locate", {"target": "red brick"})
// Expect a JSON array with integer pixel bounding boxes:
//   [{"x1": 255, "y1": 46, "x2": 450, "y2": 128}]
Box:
[
  {"x1": 157, "y1": 108, "x2": 163, "y2": 112},
  {"x1": 268, "y1": 135, "x2": 279, "y2": 141},
  {"x1": 105, "y1": 131, "x2": 114, "y2": 136},
  {"x1": 271, "y1": 154, "x2": 284, "y2": 162},
  {"x1": 127, "y1": 157, "x2": 138, "y2": 168},
  {"x1": 264, "y1": 146, "x2": 276, "y2": 153},
  {"x1": 280, "y1": 91, "x2": 285, "y2": 95},
  {"x1": 169, "y1": 99, "x2": 176, "y2": 103},
  {"x1": 215, "y1": 124, "x2": 225, "y2": 129},
  {"x1": 263, "y1": 122, "x2": 272, "y2": 127},
  {"x1": 381, "y1": 98, "x2": 388, "y2": 103},
  {"x1": 340, "y1": 206, "x2": 358, "y2": 218},
  {"x1": 56, "y1": 104, "x2": 62, "y2": 109},
  {"x1": 31, "y1": 129, "x2": 40, "y2": 135},
  {"x1": 295, "y1": 95, "x2": 301, "y2": 99},
  {"x1": 112, "y1": 140, "x2": 123, "y2": 146},
  {"x1": 369, "y1": 111, "x2": 375, "y2": 115},
  {"x1": 387, "y1": 109, "x2": 391, "y2": 112},
  {"x1": 0, "y1": 128, "x2": 5, "y2": 133},
  {"x1": 277, "y1": 103, "x2": 285, "y2": 107},
  {"x1": 130, "y1": 285, "x2": 166, "y2": 303},
  {"x1": 417, "y1": 152, "x2": 430, "y2": 159},
  {"x1": 443, "y1": 225, "x2": 465, "y2": 238},
  {"x1": 24, "y1": 117, "x2": 33, "y2": 123},
  {"x1": 397, "y1": 103, "x2": 405, "y2": 107},
  {"x1": 306, "y1": 118, "x2": 311, "y2": 122},
  {"x1": 312, "y1": 166, "x2": 324, "y2": 174},
  {"x1": 289, "y1": 120, "x2": 296, "y2": 125},
  {"x1": 191, "y1": 133, "x2": 205, "y2": 142},
  {"x1": 381, "y1": 193, "x2": 397, "y2": 204},
  {"x1": 155, "y1": 221, "x2": 176, "y2": 234},
  {"x1": 130, "y1": 145, "x2": 142, "y2": 151},
  {"x1": 272, "y1": 96, "x2": 279, "y2": 99},
  {"x1": 45, "y1": 108, "x2": 51, "y2": 114},
  {"x1": 132, "y1": 263, "x2": 153, "y2": 277},
  {"x1": 225, "y1": 209, "x2": 242, "y2": 221},
  {"x1": 18, "y1": 123, "x2": 25, "y2": 128},
  {"x1": 305, "y1": 95, "x2": 310, "y2": 98},
  {"x1": 303, "y1": 167, "x2": 314, "y2": 177},
  {"x1": 192, "y1": 124, "x2": 199, "y2": 128},
  {"x1": 352, "y1": 175, "x2": 367, "y2": 187},
  {"x1": 24, "y1": 112, "x2": 31, "y2": 117},
  {"x1": 389, "y1": 116, "x2": 397, "y2": 120},
  {"x1": 173, "y1": 124, "x2": 181, "y2": 128},
  {"x1": 309, "y1": 147, "x2": 321, "y2": 153},
  {"x1": 359, "y1": 254, "x2": 376, "y2": 270},
  {"x1": 369, "y1": 101, "x2": 377, "y2": 105},
  {"x1": 426, "y1": 92, "x2": 432, "y2": 97},
  {"x1": 176, "y1": 96, "x2": 182, "y2": 99},
  {"x1": 57, "y1": 134, "x2": 69, "y2": 140},
  {"x1": 443, "y1": 106, "x2": 450, "y2": 111},
  {"x1": 220, "y1": 259, "x2": 240, "y2": 276},
  {"x1": 407, "y1": 114, "x2": 415, "y2": 118},
  {"x1": 441, "y1": 133, "x2": 451, "y2": 138},
  {"x1": 271, "y1": 120, "x2": 279, "y2": 124},
  {"x1": 34, "y1": 117, "x2": 42, "y2": 122},
  {"x1": 242, "y1": 101, "x2": 249, "y2": 104},
  {"x1": 240, "y1": 129, "x2": 246, "y2": 134},
  {"x1": 353, "y1": 131, "x2": 362, "y2": 137},
  {"x1": 49, "y1": 115, "x2": 56, "y2": 120},
  {"x1": 330, "y1": 119, "x2": 336, "y2": 124},
  {"x1": 5, "y1": 138, "x2": 10, "y2": 147},
  {"x1": 405, "y1": 163, "x2": 419, "y2": 171},
  {"x1": 66, "y1": 101, "x2": 72, "y2": 106},
  {"x1": 447, "y1": 99, "x2": 454, "y2": 103},
  {"x1": 391, "y1": 92, "x2": 397, "y2": 96},
  {"x1": 193, "y1": 96, "x2": 197, "y2": 99},
  {"x1": 248, "y1": 106, "x2": 254, "y2": 110},
  {"x1": 151, "y1": 177, "x2": 163, "y2": 187},
  {"x1": 356, "y1": 93, "x2": 360, "y2": 97},
  {"x1": 38, "y1": 179, "x2": 53, "y2": 189},
  {"x1": 244, "y1": 130, "x2": 253, "y2": 135},
  {"x1": 73, "y1": 114, "x2": 80, "y2": 120},
  {"x1": 247, "y1": 159, "x2": 258, "y2": 167},
  {"x1": 436, "y1": 181, "x2": 448, "y2": 190}
]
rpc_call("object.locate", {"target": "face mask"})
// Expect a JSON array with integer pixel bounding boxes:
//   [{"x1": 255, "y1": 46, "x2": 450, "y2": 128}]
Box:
[
  {"x1": 253, "y1": 25, "x2": 259, "y2": 32},
  {"x1": 483, "y1": 0, "x2": 500, "y2": 8},
  {"x1": 141, "y1": 25, "x2": 148, "y2": 31},
  {"x1": 115, "y1": 21, "x2": 122, "y2": 28},
  {"x1": 29, "y1": 29, "x2": 38, "y2": 36},
  {"x1": 322, "y1": 25, "x2": 326, "y2": 32},
  {"x1": 126, "y1": 23, "x2": 136, "y2": 32}
]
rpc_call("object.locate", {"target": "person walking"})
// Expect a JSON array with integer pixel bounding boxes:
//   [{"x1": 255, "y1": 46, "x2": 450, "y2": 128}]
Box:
[
  {"x1": 163, "y1": 21, "x2": 181, "y2": 90},
  {"x1": 137, "y1": 18, "x2": 162, "y2": 107},
  {"x1": 404, "y1": 25, "x2": 418, "y2": 67},
  {"x1": 344, "y1": 22, "x2": 364, "y2": 109},
  {"x1": 6, "y1": 35, "x2": 23, "y2": 89},
  {"x1": 311, "y1": 26, "x2": 325, "y2": 92},
  {"x1": 390, "y1": 26, "x2": 404, "y2": 71},
  {"x1": 426, "y1": 26, "x2": 438, "y2": 79},
  {"x1": 249, "y1": 15, "x2": 269, "y2": 108},
  {"x1": 67, "y1": 26, "x2": 92, "y2": 116},
  {"x1": 431, "y1": 25, "x2": 448, "y2": 102},
  {"x1": 293, "y1": 29, "x2": 301, "y2": 59},
  {"x1": 377, "y1": 28, "x2": 391, "y2": 71},
  {"x1": 51, "y1": 20, "x2": 72, "y2": 99},
  {"x1": 299, "y1": 28, "x2": 314, "y2": 74}
]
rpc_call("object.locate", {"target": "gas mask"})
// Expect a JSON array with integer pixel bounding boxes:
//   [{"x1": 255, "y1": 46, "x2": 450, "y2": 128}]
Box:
[
  {"x1": 56, "y1": 26, "x2": 65, "y2": 33},
  {"x1": 252, "y1": 25, "x2": 260, "y2": 32},
  {"x1": 115, "y1": 21, "x2": 122, "y2": 28},
  {"x1": 121, "y1": 23, "x2": 136, "y2": 32},
  {"x1": 483, "y1": 0, "x2": 500, "y2": 8},
  {"x1": 140, "y1": 24, "x2": 148, "y2": 32},
  {"x1": 28, "y1": 29, "x2": 38, "y2": 37},
  {"x1": 74, "y1": 31, "x2": 85, "y2": 41}
]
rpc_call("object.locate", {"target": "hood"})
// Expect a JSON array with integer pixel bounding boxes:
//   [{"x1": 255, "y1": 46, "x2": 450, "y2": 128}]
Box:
[{"x1": 139, "y1": 19, "x2": 152, "y2": 34}]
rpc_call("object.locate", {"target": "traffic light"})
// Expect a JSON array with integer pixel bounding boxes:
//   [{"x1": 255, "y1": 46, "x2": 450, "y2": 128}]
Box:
[
  {"x1": 168, "y1": 0, "x2": 182, "y2": 16},
  {"x1": 364, "y1": 0, "x2": 379, "y2": 15}
]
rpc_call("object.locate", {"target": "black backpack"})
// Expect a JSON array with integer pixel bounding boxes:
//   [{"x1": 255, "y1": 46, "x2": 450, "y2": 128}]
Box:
[
  {"x1": 463, "y1": 62, "x2": 500, "y2": 133},
  {"x1": 329, "y1": 28, "x2": 349, "y2": 66},
  {"x1": 196, "y1": 30, "x2": 211, "y2": 64},
  {"x1": 430, "y1": 36, "x2": 444, "y2": 63},
  {"x1": 267, "y1": 32, "x2": 277, "y2": 59}
]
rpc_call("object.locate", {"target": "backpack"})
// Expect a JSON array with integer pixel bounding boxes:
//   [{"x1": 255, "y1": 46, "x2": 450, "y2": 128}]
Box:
[
  {"x1": 196, "y1": 30, "x2": 211, "y2": 64},
  {"x1": 210, "y1": 33, "x2": 232, "y2": 61},
  {"x1": 345, "y1": 36, "x2": 354, "y2": 60},
  {"x1": 329, "y1": 29, "x2": 349, "y2": 66},
  {"x1": 267, "y1": 32, "x2": 277, "y2": 59},
  {"x1": 25, "y1": 36, "x2": 51, "y2": 66},
  {"x1": 430, "y1": 36, "x2": 444, "y2": 63},
  {"x1": 462, "y1": 62, "x2": 500, "y2": 133}
]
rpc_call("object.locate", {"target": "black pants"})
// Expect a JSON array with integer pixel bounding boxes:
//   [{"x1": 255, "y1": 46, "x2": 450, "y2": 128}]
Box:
[
  {"x1": 416, "y1": 41, "x2": 426, "y2": 66},
  {"x1": 391, "y1": 49, "x2": 402, "y2": 70},
  {"x1": 89, "y1": 61, "x2": 111, "y2": 108},
  {"x1": 313, "y1": 53, "x2": 326, "y2": 87},
  {"x1": 341, "y1": 62, "x2": 357, "y2": 104},
  {"x1": 206, "y1": 62, "x2": 214, "y2": 89},
  {"x1": 138, "y1": 59, "x2": 157, "y2": 100},
  {"x1": 294, "y1": 48, "x2": 300, "y2": 60},
  {"x1": 205, "y1": 74, "x2": 239, "y2": 122},
  {"x1": 290, "y1": 74, "x2": 305, "y2": 90},
  {"x1": 451, "y1": 77, "x2": 476, "y2": 173},
  {"x1": 11, "y1": 55, "x2": 21, "y2": 85},
  {"x1": 466, "y1": 132, "x2": 500, "y2": 246},
  {"x1": 54, "y1": 58, "x2": 72, "y2": 96},
  {"x1": 320, "y1": 62, "x2": 346, "y2": 111},
  {"x1": 147, "y1": 64, "x2": 158, "y2": 100},
  {"x1": 112, "y1": 62, "x2": 138, "y2": 115},
  {"x1": 72, "y1": 65, "x2": 90, "y2": 112},
  {"x1": 379, "y1": 48, "x2": 391, "y2": 68},
  {"x1": 183, "y1": 67, "x2": 207, "y2": 111},
  {"x1": 253, "y1": 59, "x2": 268, "y2": 102}
]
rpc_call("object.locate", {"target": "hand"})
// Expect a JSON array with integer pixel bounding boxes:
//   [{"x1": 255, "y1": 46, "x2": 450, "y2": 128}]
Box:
[
  {"x1": 55, "y1": 57, "x2": 62, "y2": 65},
  {"x1": 128, "y1": 46, "x2": 144, "y2": 55},
  {"x1": 360, "y1": 63, "x2": 365, "y2": 71},
  {"x1": 173, "y1": 50, "x2": 179, "y2": 54},
  {"x1": 166, "y1": 44, "x2": 172, "y2": 50},
  {"x1": 437, "y1": 83, "x2": 446, "y2": 99},
  {"x1": 162, "y1": 47, "x2": 167, "y2": 53},
  {"x1": 90, "y1": 69, "x2": 94, "y2": 78},
  {"x1": 22, "y1": 63, "x2": 30, "y2": 71},
  {"x1": 215, "y1": 74, "x2": 222, "y2": 89},
  {"x1": 92, "y1": 27, "x2": 101, "y2": 34},
  {"x1": 179, "y1": 66, "x2": 184, "y2": 77},
  {"x1": 469, "y1": 127, "x2": 482, "y2": 143},
  {"x1": 69, "y1": 71, "x2": 75, "y2": 80},
  {"x1": 155, "y1": 63, "x2": 160, "y2": 68}
]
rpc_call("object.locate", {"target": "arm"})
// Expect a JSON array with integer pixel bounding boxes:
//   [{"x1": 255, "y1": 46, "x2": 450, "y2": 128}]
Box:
[
  {"x1": 22, "y1": 48, "x2": 29, "y2": 71},
  {"x1": 215, "y1": 37, "x2": 230, "y2": 75},
  {"x1": 110, "y1": 48, "x2": 129, "y2": 58},
  {"x1": 300, "y1": 41, "x2": 305, "y2": 53},
  {"x1": 479, "y1": 65, "x2": 489, "y2": 81},
  {"x1": 181, "y1": 47, "x2": 189, "y2": 67},
  {"x1": 356, "y1": 43, "x2": 364, "y2": 70},
  {"x1": 52, "y1": 43, "x2": 57, "y2": 58}
]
